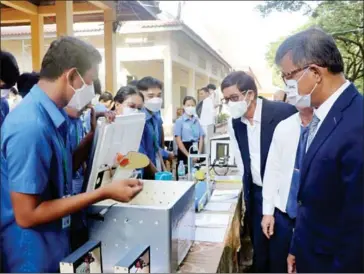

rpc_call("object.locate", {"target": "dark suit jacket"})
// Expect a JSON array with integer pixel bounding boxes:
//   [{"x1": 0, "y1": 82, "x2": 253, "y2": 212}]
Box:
[
  {"x1": 232, "y1": 98, "x2": 297, "y2": 205},
  {"x1": 196, "y1": 101, "x2": 203, "y2": 118},
  {"x1": 292, "y1": 84, "x2": 363, "y2": 273}
]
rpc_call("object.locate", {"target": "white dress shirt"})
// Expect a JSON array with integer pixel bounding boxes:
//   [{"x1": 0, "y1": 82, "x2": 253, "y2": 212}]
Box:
[
  {"x1": 227, "y1": 117, "x2": 244, "y2": 176},
  {"x1": 311, "y1": 80, "x2": 350, "y2": 140},
  {"x1": 200, "y1": 96, "x2": 215, "y2": 126},
  {"x1": 242, "y1": 98, "x2": 263, "y2": 186},
  {"x1": 262, "y1": 112, "x2": 302, "y2": 215}
]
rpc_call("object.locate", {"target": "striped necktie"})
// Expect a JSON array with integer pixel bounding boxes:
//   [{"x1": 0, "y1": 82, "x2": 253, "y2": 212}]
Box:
[{"x1": 306, "y1": 114, "x2": 320, "y2": 150}]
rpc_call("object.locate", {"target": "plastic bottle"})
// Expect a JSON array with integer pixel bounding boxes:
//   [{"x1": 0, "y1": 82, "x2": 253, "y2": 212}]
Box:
[{"x1": 177, "y1": 160, "x2": 187, "y2": 181}]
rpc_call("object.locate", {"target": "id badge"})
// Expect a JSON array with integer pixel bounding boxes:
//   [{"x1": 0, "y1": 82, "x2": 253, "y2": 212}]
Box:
[
  {"x1": 62, "y1": 195, "x2": 71, "y2": 229},
  {"x1": 192, "y1": 142, "x2": 198, "y2": 152}
]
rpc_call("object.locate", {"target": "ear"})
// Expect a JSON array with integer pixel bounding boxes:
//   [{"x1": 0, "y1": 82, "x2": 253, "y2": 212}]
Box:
[
  {"x1": 65, "y1": 67, "x2": 78, "y2": 82},
  {"x1": 309, "y1": 65, "x2": 323, "y2": 84}
]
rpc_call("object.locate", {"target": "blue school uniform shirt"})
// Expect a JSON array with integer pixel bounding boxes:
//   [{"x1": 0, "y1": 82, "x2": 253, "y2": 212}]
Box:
[
  {"x1": 174, "y1": 113, "x2": 205, "y2": 142},
  {"x1": 0, "y1": 85, "x2": 72, "y2": 273},
  {"x1": 139, "y1": 108, "x2": 169, "y2": 169},
  {"x1": 94, "y1": 102, "x2": 108, "y2": 113},
  {"x1": 0, "y1": 97, "x2": 9, "y2": 127}
]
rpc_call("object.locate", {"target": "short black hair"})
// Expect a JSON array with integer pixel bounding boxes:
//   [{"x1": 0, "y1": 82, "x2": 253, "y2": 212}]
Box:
[
  {"x1": 0, "y1": 50, "x2": 20, "y2": 88},
  {"x1": 99, "y1": 91, "x2": 113, "y2": 102},
  {"x1": 93, "y1": 78, "x2": 102, "y2": 95},
  {"x1": 128, "y1": 80, "x2": 139, "y2": 88},
  {"x1": 221, "y1": 71, "x2": 257, "y2": 97},
  {"x1": 275, "y1": 27, "x2": 344, "y2": 74},
  {"x1": 199, "y1": 87, "x2": 209, "y2": 93},
  {"x1": 183, "y1": 95, "x2": 197, "y2": 105},
  {"x1": 17, "y1": 72, "x2": 40, "y2": 98},
  {"x1": 207, "y1": 84, "x2": 216, "y2": 90},
  {"x1": 137, "y1": 76, "x2": 163, "y2": 91},
  {"x1": 40, "y1": 36, "x2": 102, "y2": 80},
  {"x1": 114, "y1": 85, "x2": 144, "y2": 104}
]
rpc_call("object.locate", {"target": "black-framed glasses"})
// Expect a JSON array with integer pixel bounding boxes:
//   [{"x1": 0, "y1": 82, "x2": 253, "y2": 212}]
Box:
[
  {"x1": 222, "y1": 91, "x2": 248, "y2": 104},
  {"x1": 281, "y1": 66, "x2": 310, "y2": 84}
]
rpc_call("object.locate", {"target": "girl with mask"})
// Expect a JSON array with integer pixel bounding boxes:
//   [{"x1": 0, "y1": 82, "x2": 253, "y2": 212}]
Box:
[
  {"x1": 114, "y1": 86, "x2": 144, "y2": 115},
  {"x1": 174, "y1": 96, "x2": 205, "y2": 180}
]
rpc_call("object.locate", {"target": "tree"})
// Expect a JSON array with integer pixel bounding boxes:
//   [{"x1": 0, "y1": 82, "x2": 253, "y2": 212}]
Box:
[{"x1": 261, "y1": 1, "x2": 364, "y2": 92}]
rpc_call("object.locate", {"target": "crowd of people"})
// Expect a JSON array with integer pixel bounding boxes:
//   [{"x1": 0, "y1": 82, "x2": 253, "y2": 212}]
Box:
[{"x1": 0, "y1": 26, "x2": 362, "y2": 273}]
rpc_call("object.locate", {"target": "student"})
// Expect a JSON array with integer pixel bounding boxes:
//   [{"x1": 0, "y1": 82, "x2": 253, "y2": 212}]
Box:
[
  {"x1": 8, "y1": 87, "x2": 23, "y2": 111},
  {"x1": 90, "y1": 78, "x2": 102, "y2": 106},
  {"x1": 174, "y1": 96, "x2": 205, "y2": 179},
  {"x1": 114, "y1": 85, "x2": 144, "y2": 115},
  {"x1": 0, "y1": 36, "x2": 142, "y2": 273},
  {"x1": 0, "y1": 50, "x2": 20, "y2": 127},
  {"x1": 137, "y1": 77, "x2": 173, "y2": 179},
  {"x1": 95, "y1": 91, "x2": 114, "y2": 112}
]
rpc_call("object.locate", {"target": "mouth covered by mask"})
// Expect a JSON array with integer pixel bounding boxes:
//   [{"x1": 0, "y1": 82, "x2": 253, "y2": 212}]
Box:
[
  {"x1": 1, "y1": 89, "x2": 11, "y2": 98},
  {"x1": 67, "y1": 71, "x2": 95, "y2": 111},
  {"x1": 144, "y1": 97, "x2": 163, "y2": 112},
  {"x1": 284, "y1": 68, "x2": 318, "y2": 108},
  {"x1": 123, "y1": 106, "x2": 139, "y2": 115},
  {"x1": 227, "y1": 91, "x2": 252, "y2": 119},
  {"x1": 184, "y1": 106, "x2": 196, "y2": 116}
]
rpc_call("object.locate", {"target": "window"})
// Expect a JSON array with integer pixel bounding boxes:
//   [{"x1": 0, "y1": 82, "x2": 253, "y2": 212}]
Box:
[{"x1": 212, "y1": 64, "x2": 219, "y2": 76}]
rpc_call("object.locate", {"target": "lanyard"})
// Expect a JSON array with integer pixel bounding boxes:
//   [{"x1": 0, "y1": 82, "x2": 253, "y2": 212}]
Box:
[
  {"x1": 55, "y1": 130, "x2": 70, "y2": 196},
  {"x1": 149, "y1": 118, "x2": 159, "y2": 152},
  {"x1": 190, "y1": 123, "x2": 198, "y2": 139}
]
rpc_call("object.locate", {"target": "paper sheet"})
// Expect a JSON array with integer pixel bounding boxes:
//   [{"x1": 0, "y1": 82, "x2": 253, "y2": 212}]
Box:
[
  {"x1": 210, "y1": 189, "x2": 240, "y2": 202},
  {"x1": 195, "y1": 213, "x2": 230, "y2": 228},
  {"x1": 204, "y1": 202, "x2": 232, "y2": 212},
  {"x1": 195, "y1": 227, "x2": 226, "y2": 243}
]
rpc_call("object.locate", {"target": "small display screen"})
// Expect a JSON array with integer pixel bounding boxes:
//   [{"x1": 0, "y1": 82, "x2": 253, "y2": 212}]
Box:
[{"x1": 216, "y1": 143, "x2": 229, "y2": 159}]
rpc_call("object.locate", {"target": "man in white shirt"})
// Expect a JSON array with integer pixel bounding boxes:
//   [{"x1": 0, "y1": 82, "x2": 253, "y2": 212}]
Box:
[
  {"x1": 198, "y1": 87, "x2": 216, "y2": 126},
  {"x1": 261, "y1": 104, "x2": 313, "y2": 272},
  {"x1": 221, "y1": 71, "x2": 296, "y2": 272},
  {"x1": 274, "y1": 27, "x2": 363, "y2": 273}
]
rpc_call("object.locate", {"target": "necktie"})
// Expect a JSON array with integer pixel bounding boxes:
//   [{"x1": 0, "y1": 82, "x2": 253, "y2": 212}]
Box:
[
  {"x1": 306, "y1": 114, "x2": 320, "y2": 150},
  {"x1": 286, "y1": 125, "x2": 309, "y2": 219}
]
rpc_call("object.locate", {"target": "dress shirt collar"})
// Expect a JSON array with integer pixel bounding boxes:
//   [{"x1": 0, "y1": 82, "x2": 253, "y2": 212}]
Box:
[
  {"x1": 314, "y1": 80, "x2": 350, "y2": 122},
  {"x1": 242, "y1": 97, "x2": 263, "y2": 125}
]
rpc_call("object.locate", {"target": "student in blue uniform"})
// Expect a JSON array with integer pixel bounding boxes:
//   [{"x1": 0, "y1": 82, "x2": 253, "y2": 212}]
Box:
[
  {"x1": 114, "y1": 85, "x2": 144, "y2": 115},
  {"x1": 174, "y1": 96, "x2": 205, "y2": 179},
  {"x1": 17, "y1": 72, "x2": 40, "y2": 98},
  {"x1": 0, "y1": 36, "x2": 143, "y2": 273},
  {"x1": 137, "y1": 77, "x2": 173, "y2": 179},
  {"x1": 0, "y1": 50, "x2": 20, "y2": 127},
  {"x1": 94, "y1": 91, "x2": 114, "y2": 112}
]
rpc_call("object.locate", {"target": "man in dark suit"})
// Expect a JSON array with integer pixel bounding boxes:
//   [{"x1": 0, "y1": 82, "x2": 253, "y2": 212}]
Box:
[
  {"x1": 221, "y1": 71, "x2": 297, "y2": 272},
  {"x1": 275, "y1": 27, "x2": 363, "y2": 273}
]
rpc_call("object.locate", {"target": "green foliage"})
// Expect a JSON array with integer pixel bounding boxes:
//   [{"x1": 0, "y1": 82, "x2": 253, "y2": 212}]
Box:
[
  {"x1": 261, "y1": 1, "x2": 364, "y2": 93},
  {"x1": 217, "y1": 112, "x2": 229, "y2": 124}
]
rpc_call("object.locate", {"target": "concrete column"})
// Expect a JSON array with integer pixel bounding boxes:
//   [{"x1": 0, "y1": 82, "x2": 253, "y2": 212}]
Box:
[
  {"x1": 30, "y1": 14, "x2": 44, "y2": 71},
  {"x1": 163, "y1": 46, "x2": 173, "y2": 130},
  {"x1": 188, "y1": 68, "x2": 196, "y2": 97},
  {"x1": 104, "y1": 9, "x2": 117, "y2": 94},
  {"x1": 56, "y1": 1, "x2": 73, "y2": 37}
]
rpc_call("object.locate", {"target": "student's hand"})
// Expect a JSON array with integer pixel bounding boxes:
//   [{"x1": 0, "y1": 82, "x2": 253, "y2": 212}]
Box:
[
  {"x1": 287, "y1": 254, "x2": 296, "y2": 273},
  {"x1": 102, "y1": 178, "x2": 143, "y2": 202},
  {"x1": 261, "y1": 215, "x2": 275, "y2": 239},
  {"x1": 104, "y1": 111, "x2": 116, "y2": 123}
]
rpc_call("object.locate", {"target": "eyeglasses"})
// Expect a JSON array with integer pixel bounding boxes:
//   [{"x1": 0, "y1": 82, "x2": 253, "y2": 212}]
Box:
[
  {"x1": 222, "y1": 91, "x2": 249, "y2": 104},
  {"x1": 281, "y1": 66, "x2": 310, "y2": 84}
]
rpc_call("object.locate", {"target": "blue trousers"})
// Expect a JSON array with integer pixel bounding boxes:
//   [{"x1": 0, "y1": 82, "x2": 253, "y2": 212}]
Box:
[{"x1": 269, "y1": 209, "x2": 295, "y2": 273}]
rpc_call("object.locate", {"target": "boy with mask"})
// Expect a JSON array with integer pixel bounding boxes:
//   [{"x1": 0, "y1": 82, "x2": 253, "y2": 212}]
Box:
[
  {"x1": 137, "y1": 77, "x2": 173, "y2": 179},
  {"x1": 0, "y1": 36, "x2": 142, "y2": 272},
  {"x1": 0, "y1": 50, "x2": 20, "y2": 127}
]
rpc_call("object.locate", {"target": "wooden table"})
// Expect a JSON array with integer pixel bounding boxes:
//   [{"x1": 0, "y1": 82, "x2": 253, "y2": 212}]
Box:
[{"x1": 179, "y1": 182, "x2": 243, "y2": 273}]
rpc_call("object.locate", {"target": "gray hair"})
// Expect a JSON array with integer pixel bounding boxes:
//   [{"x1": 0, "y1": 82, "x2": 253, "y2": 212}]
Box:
[{"x1": 275, "y1": 27, "x2": 344, "y2": 74}]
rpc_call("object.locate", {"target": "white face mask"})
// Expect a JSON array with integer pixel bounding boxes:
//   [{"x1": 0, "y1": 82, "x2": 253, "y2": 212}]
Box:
[
  {"x1": 123, "y1": 106, "x2": 139, "y2": 115},
  {"x1": 67, "y1": 71, "x2": 95, "y2": 111},
  {"x1": 227, "y1": 91, "x2": 252, "y2": 119},
  {"x1": 145, "y1": 97, "x2": 163, "y2": 112},
  {"x1": 184, "y1": 106, "x2": 196, "y2": 116},
  {"x1": 284, "y1": 69, "x2": 318, "y2": 108},
  {"x1": 1, "y1": 89, "x2": 10, "y2": 98}
]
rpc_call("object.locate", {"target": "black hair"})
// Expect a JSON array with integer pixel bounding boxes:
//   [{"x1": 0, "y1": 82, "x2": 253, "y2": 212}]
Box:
[
  {"x1": 128, "y1": 80, "x2": 139, "y2": 88},
  {"x1": 99, "y1": 91, "x2": 113, "y2": 102},
  {"x1": 93, "y1": 78, "x2": 102, "y2": 95},
  {"x1": 221, "y1": 71, "x2": 258, "y2": 97},
  {"x1": 17, "y1": 72, "x2": 40, "y2": 98},
  {"x1": 10, "y1": 86, "x2": 19, "y2": 96},
  {"x1": 275, "y1": 27, "x2": 344, "y2": 74},
  {"x1": 199, "y1": 87, "x2": 209, "y2": 93},
  {"x1": 183, "y1": 95, "x2": 197, "y2": 105},
  {"x1": 137, "y1": 76, "x2": 163, "y2": 91},
  {"x1": 207, "y1": 84, "x2": 216, "y2": 90},
  {"x1": 39, "y1": 36, "x2": 102, "y2": 81},
  {"x1": 114, "y1": 85, "x2": 144, "y2": 104},
  {"x1": 0, "y1": 50, "x2": 20, "y2": 89}
]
